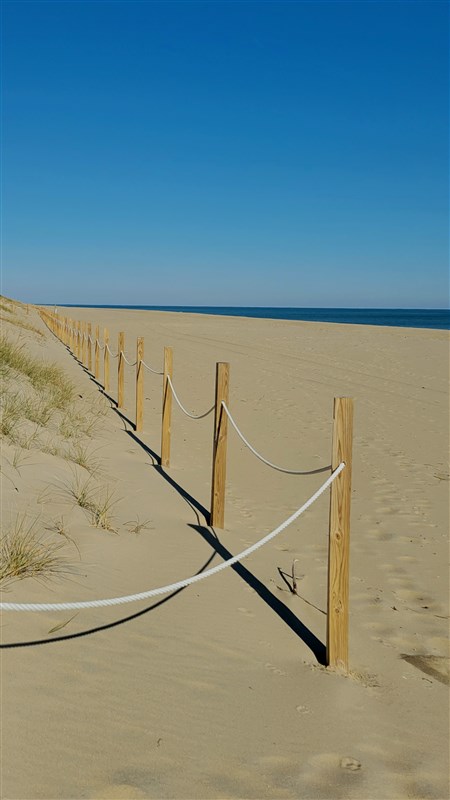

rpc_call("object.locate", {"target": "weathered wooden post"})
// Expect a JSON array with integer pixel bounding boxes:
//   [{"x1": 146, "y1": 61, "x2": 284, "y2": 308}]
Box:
[
  {"x1": 87, "y1": 323, "x2": 92, "y2": 371},
  {"x1": 76, "y1": 321, "x2": 81, "y2": 359},
  {"x1": 160, "y1": 346, "x2": 173, "y2": 466},
  {"x1": 104, "y1": 328, "x2": 110, "y2": 392},
  {"x1": 117, "y1": 332, "x2": 125, "y2": 408},
  {"x1": 326, "y1": 396, "x2": 354, "y2": 672},
  {"x1": 82, "y1": 322, "x2": 88, "y2": 364},
  {"x1": 135, "y1": 337, "x2": 144, "y2": 432},
  {"x1": 94, "y1": 325, "x2": 100, "y2": 379},
  {"x1": 210, "y1": 362, "x2": 230, "y2": 529}
]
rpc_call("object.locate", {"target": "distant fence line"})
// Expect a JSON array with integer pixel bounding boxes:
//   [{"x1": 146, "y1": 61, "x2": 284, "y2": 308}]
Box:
[{"x1": 38, "y1": 307, "x2": 354, "y2": 672}]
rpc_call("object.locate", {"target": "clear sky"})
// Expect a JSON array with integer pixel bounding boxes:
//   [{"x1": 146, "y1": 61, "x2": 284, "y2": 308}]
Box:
[{"x1": 2, "y1": 0, "x2": 448, "y2": 307}]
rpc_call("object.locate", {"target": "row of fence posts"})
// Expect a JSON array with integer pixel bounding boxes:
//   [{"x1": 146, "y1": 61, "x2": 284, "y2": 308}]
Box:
[
  {"x1": 40, "y1": 309, "x2": 232, "y2": 531},
  {"x1": 39, "y1": 307, "x2": 353, "y2": 673}
]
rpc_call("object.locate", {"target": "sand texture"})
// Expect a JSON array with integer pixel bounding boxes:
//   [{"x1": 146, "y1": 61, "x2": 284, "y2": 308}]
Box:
[{"x1": 1, "y1": 304, "x2": 449, "y2": 799}]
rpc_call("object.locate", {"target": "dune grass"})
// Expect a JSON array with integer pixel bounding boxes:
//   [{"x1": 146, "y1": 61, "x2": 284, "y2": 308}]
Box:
[
  {"x1": 66, "y1": 472, "x2": 119, "y2": 532},
  {"x1": 0, "y1": 334, "x2": 74, "y2": 408},
  {"x1": 0, "y1": 333, "x2": 77, "y2": 451},
  {"x1": 0, "y1": 314, "x2": 44, "y2": 338},
  {"x1": 0, "y1": 514, "x2": 77, "y2": 588}
]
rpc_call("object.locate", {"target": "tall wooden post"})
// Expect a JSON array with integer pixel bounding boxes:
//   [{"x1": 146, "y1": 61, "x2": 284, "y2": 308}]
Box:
[
  {"x1": 135, "y1": 337, "x2": 144, "y2": 432},
  {"x1": 87, "y1": 323, "x2": 92, "y2": 371},
  {"x1": 160, "y1": 346, "x2": 173, "y2": 467},
  {"x1": 69, "y1": 319, "x2": 73, "y2": 351},
  {"x1": 76, "y1": 321, "x2": 81, "y2": 359},
  {"x1": 117, "y1": 331, "x2": 125, "y2": 408},
  {"x1": 82, "y1": 322, "x2": 88, "y2": 364},
  {"x1": 104, "y1": 328, "x2": 110, "y2": 393},
  {"x1": 326, "y1": 397, "x2": 354, "y2": 672},
  {"x1": 94, "y1": 325, "x2": 100, "y2": 379},
  {"x1": 210, "y1": 362, "x2": 230, "y2": 529}
]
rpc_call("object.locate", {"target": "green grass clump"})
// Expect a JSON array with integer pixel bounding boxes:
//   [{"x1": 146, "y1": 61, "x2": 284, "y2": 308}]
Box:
[
  {"x1": 66, "y1": 442, "x2": 101, "y2": 474},
  {"x1": 0, "y1": 395, "x2": 23, "y2": 438},
  {"x1": 0, "y1": 515, "x2": 76, "y2": 588},
  {"x1": 66, "y1": 473, "x2": 118, "y2": 532}
]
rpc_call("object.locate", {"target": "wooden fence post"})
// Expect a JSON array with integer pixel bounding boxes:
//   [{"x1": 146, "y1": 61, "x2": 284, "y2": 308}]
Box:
[
  {"x1": 94, "y1": 325, "x2": 100, "y2": 380},
  {"x1": 82, "y1": 322, "x2": 87, "y2": 365},
  {"x1": 76, "y1": 321, "x2": 81, "y2": 359},
  {"x1": 87, "y1": 323, "x2": 92, "y2": 371},
  {"x1": 326, "y1": 396, "x2": 354, "y2": 672},
  {"x1": 117, "y1": 331, "x2": 125, "y2": 408},
  {"x1": 160, "y1": 346, "x2": 173, "y2": 467},
  {"x1": 69, "y1": 319, "x2": 73, "y2": 351},
  {"x1": 104, "y1": 328, "x2": 110, "y2": 393},
  {"x1": 210, "y1": 362, "x2": 230, "y2": 529},
  {"x1": 135, "y1": 337, "x2": 144, "y2": 432}
]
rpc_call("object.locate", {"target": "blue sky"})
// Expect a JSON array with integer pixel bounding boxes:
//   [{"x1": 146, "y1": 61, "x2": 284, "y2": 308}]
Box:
[{"x1": 2, "y1": 0, "x2": 448, "y2": 307}]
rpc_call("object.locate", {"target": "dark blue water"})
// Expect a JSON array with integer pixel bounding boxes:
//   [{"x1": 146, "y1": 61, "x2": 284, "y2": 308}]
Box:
[{"x1": 54, "y1": 306, "x2": 450, "y2": 330}]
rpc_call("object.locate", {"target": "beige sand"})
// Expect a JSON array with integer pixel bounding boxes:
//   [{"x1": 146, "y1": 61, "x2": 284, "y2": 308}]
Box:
[{"x1": 1, "y1": 305, "x2": 449, "y2": 799}]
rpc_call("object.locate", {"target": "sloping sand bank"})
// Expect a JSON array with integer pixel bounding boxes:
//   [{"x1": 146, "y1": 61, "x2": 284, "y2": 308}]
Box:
[{"x1": 1, "y1": 305, "x2": 449, "y2": 799}]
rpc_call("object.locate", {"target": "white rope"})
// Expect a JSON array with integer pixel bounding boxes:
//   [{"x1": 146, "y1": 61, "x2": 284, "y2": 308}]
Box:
[
  {"x1": 222, "y1": 403, "x2": 330, "y2": 475},
  {"x1": 167, "y1": 375, "x2": 215, "y2": 420},
  {"x1": 106, "y1": 343, "x2": 119, "y2": 358},
  {"x1": 120, "y1": 351, "x2": 138, "y2": 367},
  {"x1": 0, "y1": 463, "x2": 344, "y2": 612},
  {"x1": 141, "y1": 360, "x2": 163, "y2": 375},
  {"x1": 96, "y1": 340, "x2": 106, "y2": 351}
]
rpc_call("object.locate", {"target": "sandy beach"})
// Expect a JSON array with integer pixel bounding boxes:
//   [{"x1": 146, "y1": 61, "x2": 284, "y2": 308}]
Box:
[{"x1": 1, "y1": 302, "x2": 449, "y2": 800}]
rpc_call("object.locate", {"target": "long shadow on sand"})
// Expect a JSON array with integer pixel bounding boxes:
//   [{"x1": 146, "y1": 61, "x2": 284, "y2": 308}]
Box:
[{"x1": 2, "y1": 348, "x2": 326, "y2": 663}]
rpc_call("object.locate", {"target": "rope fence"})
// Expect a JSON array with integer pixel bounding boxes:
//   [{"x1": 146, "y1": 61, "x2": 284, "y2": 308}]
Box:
[
  {"x1": 0, "y1": 463, "x2": 345, "y2": 612},
  {"x1": 36, "y1": 307, "x2": 354, "y2": 671}
]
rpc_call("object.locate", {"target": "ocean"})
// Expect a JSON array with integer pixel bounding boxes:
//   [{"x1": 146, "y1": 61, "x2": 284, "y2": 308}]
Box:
[{"x1": 55, "y1": 306, "x2": 450, "y2": 330}]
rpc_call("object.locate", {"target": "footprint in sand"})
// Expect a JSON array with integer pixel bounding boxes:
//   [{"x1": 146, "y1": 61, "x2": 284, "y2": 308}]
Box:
[
  {"x1": 237, "y1": 607, "x2": 255, "y2": 618},
  {"x1": 265, "y1": 662, "x2": 286, "y2": 676},
  {"x1": 296, "y1": 704, "x2": 311, "y2": 714}
]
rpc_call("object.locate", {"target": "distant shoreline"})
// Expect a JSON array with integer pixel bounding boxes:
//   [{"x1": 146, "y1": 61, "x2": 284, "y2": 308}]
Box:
[{"x1": 41, "y1": 305, "x2": 450, "y2": 330}]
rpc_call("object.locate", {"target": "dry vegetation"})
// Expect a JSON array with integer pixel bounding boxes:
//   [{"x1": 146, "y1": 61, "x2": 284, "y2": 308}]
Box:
[
  {"x1": 0, "y1": 300, "x2": 112, "y2": 587},
  {"x1": 1, "y1": 298, "x2": 152, "y2": 591},
  {"x1": 0, "y1": 514, "x2": 77, "y2": 589}
]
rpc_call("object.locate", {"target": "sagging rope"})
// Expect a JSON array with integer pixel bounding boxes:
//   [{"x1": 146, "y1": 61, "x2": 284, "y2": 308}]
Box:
[
  {"x1": 106, "y1": 344, "x2": 119, "y2": 358},
  {"x1": 167, "y1": 375, "x2": 215, "y2": 420},
  {"x1": 0, "y1": 462, "x2": 344, "y2": 612},
  {"x1": 141, "y1": 360, "x2": 163, "y2": 375},
  {"x1": 222, "y1": 403, "x2": 330, "y2": 475},
  {"x1": 120, "y1": 351, "x2": 138, "y2": 367}
]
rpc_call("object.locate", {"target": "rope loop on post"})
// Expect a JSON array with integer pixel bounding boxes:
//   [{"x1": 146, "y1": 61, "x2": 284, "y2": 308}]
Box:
[{"x1": 222, "y1": 403, "x2": 331, "y2": 475}]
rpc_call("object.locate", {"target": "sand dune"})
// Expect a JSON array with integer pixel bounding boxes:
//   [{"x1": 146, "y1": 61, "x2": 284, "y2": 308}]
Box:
[{"x1": 1, "y1": 303, "x2": 449, "y2": 799}]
